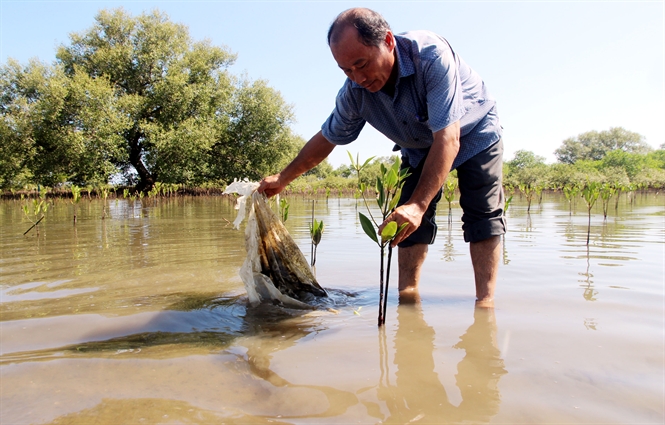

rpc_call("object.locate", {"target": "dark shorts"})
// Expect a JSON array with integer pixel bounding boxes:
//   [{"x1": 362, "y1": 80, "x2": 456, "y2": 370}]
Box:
[{"x1": 398, "y1": 139, "x2": 506, "y2": 247}]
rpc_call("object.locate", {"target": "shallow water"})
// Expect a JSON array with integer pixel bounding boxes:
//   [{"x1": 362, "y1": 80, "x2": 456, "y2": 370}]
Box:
[{"x1": 1, "y1": 192, "x2": 663, "y2": 424}]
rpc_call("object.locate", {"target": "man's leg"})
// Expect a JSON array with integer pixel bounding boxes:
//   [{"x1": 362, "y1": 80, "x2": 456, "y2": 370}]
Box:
[
  {"x1": 395, "y1": 155, "x2": 441, "y2": 304},
  {"x1": 470, "y1": 235, "x2": 501, "y2": 307},
  {"x1": 398, "y1": 244, "x2": 428, "y2": 303},
  {"x1": 457, "y1": 139, "x2": 506, "y2": 307}
]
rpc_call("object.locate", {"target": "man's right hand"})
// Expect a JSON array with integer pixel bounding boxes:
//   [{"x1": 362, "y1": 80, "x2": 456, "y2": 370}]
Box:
[
  {"x1": 257, "y1": 174, "x2": 284, "y2": 198},
  {"x1": 257, "y1": 131, "x2": 336, "y2": 198}
]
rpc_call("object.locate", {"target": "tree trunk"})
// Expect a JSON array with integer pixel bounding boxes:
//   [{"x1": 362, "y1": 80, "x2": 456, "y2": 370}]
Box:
[{"x1": 128, "y1": 128, "x2": 154, "y2": 192}]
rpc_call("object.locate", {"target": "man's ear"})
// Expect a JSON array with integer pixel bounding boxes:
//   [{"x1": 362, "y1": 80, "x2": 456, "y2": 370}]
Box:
[{"x1": 384, "y1": 31, "x2": 396, "y2": 50}]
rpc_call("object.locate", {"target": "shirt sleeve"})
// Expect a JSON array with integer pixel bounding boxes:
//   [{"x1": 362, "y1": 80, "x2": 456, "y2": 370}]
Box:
[
  {"x1": 422, "y1": 43, "x2": 466, "y2": 133},
  {"x1": 321, "y1": 81, "x2": 366, "y2": 145}
]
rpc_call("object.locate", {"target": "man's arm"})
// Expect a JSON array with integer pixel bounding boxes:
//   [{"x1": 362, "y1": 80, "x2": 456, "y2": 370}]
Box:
[
  {"x1": 381, "y1": 121, "x2": 460, "y2": 246},
  {"x1": 258, "y1": 130, "x2": 336, "y2": 197}
]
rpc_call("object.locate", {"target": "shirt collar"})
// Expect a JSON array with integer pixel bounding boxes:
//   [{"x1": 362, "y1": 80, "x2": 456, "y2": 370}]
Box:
[{"x1": 349, "y1": 35, "x2": 415, "y2": 89}]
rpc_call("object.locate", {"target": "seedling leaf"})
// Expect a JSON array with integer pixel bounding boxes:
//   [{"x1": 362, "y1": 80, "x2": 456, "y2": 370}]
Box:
[
  {"x1": 359, "y1": 212, "x2": 378, "y2": 244},
  {"x1": 381, "y1": 221, "x2": 398, "y2": 243},
  {"x1": 389, "y1": 187, "x2": 402, "y2": 211},
  {"x1": 377, "y1": 177, "x2": 385, "y2": 208}
]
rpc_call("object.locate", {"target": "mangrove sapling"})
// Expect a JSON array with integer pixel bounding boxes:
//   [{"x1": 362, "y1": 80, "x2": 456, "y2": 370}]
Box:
[
  {"x1": 518, "y1": 183, "x2": 536, "y2": 213},
  {"x1": 22, "y1": 197, "x2": 48, "y2": 236},
  {"x1": 581, "y1": 181, "x2": 601, "y2": 245},
  {"x1": 599, "y1": 183, "x2": 616, "y2": 219},
  {"x1": 279, "y1": 197, "x2": 290, "y2": 223},
  {"x1": 535, "y1": 184, "x2": 544, "y2": 205},
  {"x1": 309, "y1": 201, "x2": 324, "y2": 268},
  {"x1": 443, "y1": 178, "x2": 458, "y2": 225},
  {"x1": 504, "y1": 194, "x2": 514, "y2": 215},
  {"x1": 615, "y1": 184, "x2": 627, "y2": 211},
  {"x1": 71, "y1": 185, "x2": 82, "y2": 224},
  {"x1": 349, "y1": 152, "x2": 409, "y2": 326},
  {"x1": 563, "y1": 184, "x2": 580, "y2": 215},
  {"x1": 100, "y1": 186, "x2": 110, "y2": 219}
]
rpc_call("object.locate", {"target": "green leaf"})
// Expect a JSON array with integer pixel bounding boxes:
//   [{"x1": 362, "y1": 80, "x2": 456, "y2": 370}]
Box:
[
  {"x1": 399, "y1": 167, "x2": 411, "y2": 180},
  {"x1": 381, "y1": 221, "x2": 398, "y2": 243},
  {"x1": 391, "y1": 158, "x2": 401, "y2": 176},
  {"x1": 347, "y1": 150, "x2": 356, "y2": 167},
  {"x1": 361, "y1": 156, "x2": 375, "y2": 169},
  {"x1": 396, "y1": 222, "x2": 409, "y2": 237},
  {"x1": 359, "y1": 212, "x2": 378, "y2": 244},
  {"x1": 376, "y1": 176, "x2": 384, "y2": 208},
  {"x1": 389, "y1": 186, "x2": 402, "y2": 211},
  {"x1": 385, "y1": 169, "x2": 398, "y2": 190},
  {"x1": 311, "y1": 219, "x2": 324, "y2": 244}
]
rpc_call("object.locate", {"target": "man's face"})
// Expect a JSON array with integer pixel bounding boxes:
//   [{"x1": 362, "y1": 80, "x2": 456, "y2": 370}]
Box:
[{"x1": 330, "y1": 27, "x2": 396, "y2": 93}]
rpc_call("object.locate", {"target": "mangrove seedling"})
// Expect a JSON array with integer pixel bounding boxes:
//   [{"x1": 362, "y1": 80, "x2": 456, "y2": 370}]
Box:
[
  {"x1": 600, "y1": 183, "x2": 616, "y2": 219},
  {"x1": 309, "y1": 200, "x2": 324, "y2": 267},
  {"x1": 100, "y1": 186, "x2": 110, "y2": 219},
  {"x1": 519, "y1": 183, "x2": 536, "y2": 213},
  {"x1": 22, "y1": 197, "x2": 48, "y2": 236},
  {"x1": 563, "y1": 184, "x2": 580, "y2": 215},
  {"x1": 504, "y1": 194, "x2": 514, "y2": 215},
  {"x1": 581, "y1": 181, "x2": 601, "y2": 245},
  {"x1": 71, "y1": 185, "x2": 82, "y2": 224},
  {"x1": 535, "y1": 183, "x2": 544, "y2": 205},
  {"x1": 443, "y1": 178, "x2": 458, "y2": 224},
  {"x1": 279, "y1": 197, "x2": 290, "y2": 223},
  {"x1": 349, "y1": 152, "x2": 409, "y2": 326}
]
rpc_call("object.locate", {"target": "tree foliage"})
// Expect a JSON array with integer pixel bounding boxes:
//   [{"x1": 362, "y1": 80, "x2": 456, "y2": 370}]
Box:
[
  {"x1": 554, "y1": 127, "x2": 652, "y2": 164},
  {"x1": 1, "y1": 8, "x2": 301, "y2": 190}
]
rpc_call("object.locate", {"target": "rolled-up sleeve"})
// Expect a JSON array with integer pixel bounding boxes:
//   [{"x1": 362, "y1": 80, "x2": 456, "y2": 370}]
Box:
[{"x1": 321, "y1": 82, "x2": 366, "y2": 145}]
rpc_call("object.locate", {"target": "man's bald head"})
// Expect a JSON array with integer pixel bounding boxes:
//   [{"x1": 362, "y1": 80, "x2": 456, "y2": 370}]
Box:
[{"x1": 327, "y1": 8, "x2": 391, "y2": 48}]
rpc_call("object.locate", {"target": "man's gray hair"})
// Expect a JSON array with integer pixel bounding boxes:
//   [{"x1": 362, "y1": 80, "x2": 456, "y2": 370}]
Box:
[{"x1": 327, "y1": 8, "x2": 391, "y2": 47}]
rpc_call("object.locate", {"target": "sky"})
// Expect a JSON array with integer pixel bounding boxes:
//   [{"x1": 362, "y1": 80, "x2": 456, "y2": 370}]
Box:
[{"x1": 1, "y1": 0, "x2": 663, "y2": 168}]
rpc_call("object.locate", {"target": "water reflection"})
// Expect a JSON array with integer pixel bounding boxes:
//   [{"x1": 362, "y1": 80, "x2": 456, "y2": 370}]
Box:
[
  {"x1": 378, "y1": 304, "x2": 507, "y2": 423},
  {"x1": 441, "y1": 226, "x2": 456, "y2": 262},
  {"x1": 579, "y1": 245, "x2": 597, "y2": 301}
]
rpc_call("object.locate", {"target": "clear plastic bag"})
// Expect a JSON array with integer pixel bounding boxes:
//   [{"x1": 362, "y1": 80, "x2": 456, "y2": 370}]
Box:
[{"x1": 224, "y1": 181, "x2": 327, "y2": 308}]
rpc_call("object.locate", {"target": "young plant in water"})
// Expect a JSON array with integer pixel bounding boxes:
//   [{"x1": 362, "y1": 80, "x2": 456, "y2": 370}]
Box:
[
  {"x1": 443, "y1": 177, "x2": 458, "y2": 224},
  {"x1": 581, "y1": 180, "x2": 601, "y2": 245},
  {"x1": 348, "y1": 151, "x2": 409, "y2": 326},
  {"x1": 563, "y1": 184, "x2": 580, "y2": 215},
  {"x1": 518, "y1": 183, "x2": 536, "y2": 213},
  {"x1": 599, "y1": 183, "x2": 616, "y2": 219},
  {"x1": 279, "y1": 197, "x2": 290, "y2": 223},
  {"x1": 100, "y1": 186, "x2": 110, "y2": 219},
  {"x1": 309, "y1": 200, "x2": 324, "y2": 268},
  {"x1": 22, "y1": 197, "x2": 48, "y2": 236},
  {"x1": 71, "y1": 185, "x2": 82, "y2": 224}
]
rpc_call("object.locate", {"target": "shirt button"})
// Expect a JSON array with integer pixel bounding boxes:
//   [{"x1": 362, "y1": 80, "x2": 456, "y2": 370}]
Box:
[{"x1": 402, "y1": 121, "x2": 407, "y2": 125}]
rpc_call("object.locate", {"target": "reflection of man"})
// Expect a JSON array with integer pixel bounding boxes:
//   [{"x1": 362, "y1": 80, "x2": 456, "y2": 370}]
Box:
[
  {"x1": 258, "y1": 8, "x2": 505, "y2": 306},
  {"x1": 379, "y1": 304, "x2": 507, "y2": 423}
]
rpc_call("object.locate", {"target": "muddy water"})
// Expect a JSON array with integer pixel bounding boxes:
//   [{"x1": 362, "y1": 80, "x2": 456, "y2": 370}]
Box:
[{"x1": 1, "y1": 192, "x2": 663, "y2": 424}]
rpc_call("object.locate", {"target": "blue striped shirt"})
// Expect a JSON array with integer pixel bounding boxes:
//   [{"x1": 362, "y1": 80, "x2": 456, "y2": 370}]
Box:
[{"x1": 322, "y1": 30, "x2": 502, "y2": 169}]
